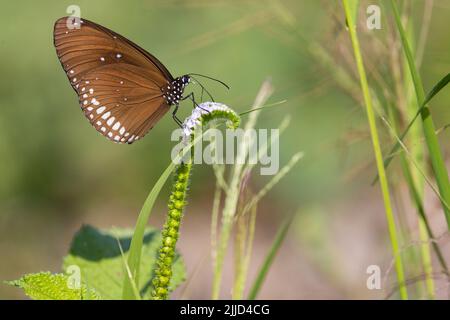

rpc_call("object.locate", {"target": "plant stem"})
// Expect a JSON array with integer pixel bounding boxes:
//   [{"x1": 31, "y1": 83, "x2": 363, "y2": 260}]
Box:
[
  {"x1": 390, "y1": 0, "x2": 450, "y2": 228},
  {"x1": 212, "y1": 81, "x2": 272, "y2": 299},
  {"x1": 403, "y1": 14, "x2": 435, "y2": 298},
  {"x1": 342, "y1": 0, "x2": 408, "y2": 299}
]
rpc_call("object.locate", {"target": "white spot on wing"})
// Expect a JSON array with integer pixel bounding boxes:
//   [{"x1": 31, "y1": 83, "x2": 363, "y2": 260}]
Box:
[
  {"x1": 107, "y1": 117, "x2": 115, "y2": 126},
  {"x1": 112, "y1": 122, "x2": 121, "y2": 131},
  {"x1": 96, "y1": 106, "x2": 106, "y2": 114}
]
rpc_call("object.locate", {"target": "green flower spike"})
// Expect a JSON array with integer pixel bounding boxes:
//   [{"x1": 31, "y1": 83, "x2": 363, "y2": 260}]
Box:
[{"x1": 151, "y1": 102, "x2": 240, "y2": 300}]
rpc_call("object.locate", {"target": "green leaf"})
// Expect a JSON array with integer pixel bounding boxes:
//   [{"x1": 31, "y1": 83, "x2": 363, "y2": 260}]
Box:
[
  {"x1": 6, "y1": 272, "x2": 101, "y2": 300},
  {"x1": 63, "y1": 225, "x2": 186, "y2": 300},
  {"x1": 423, "y1": 73, "x2": 450, "y2": 105}
]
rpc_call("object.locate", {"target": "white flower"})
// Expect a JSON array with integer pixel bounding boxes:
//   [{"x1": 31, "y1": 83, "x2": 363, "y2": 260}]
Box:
[{"x1": 181, "y1": 102, "x2": 234, "y2": 143}]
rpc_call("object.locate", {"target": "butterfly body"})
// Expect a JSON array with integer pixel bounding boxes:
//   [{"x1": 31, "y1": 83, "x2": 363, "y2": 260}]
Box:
[
  {"x1": 161, "y1": 75, "x2": 191, "y2": 106},
  {"x1": 53, "y1": 17, "x2": 192, "y2": 144}
]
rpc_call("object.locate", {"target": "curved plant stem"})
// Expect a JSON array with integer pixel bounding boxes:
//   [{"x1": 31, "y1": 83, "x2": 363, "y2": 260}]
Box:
[{"x1": 150, "y1": 103, "x2": 241, "y2": 300}]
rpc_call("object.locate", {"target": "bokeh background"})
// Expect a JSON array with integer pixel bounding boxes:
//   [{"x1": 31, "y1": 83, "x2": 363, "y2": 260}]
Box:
[{"x1": 1, "y1": 0, "x2": 450, "y2": 299}]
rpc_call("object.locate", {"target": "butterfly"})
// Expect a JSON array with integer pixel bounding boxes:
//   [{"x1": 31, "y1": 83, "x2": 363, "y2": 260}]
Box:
[{"x1": 53, "y1": 16, "x2": 226, "y2": 144}]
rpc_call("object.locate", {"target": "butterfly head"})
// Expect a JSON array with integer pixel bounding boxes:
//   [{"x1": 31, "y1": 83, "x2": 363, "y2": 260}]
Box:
[{"x1": 181, "y1": 75, "x2": 191, "y2": 85}]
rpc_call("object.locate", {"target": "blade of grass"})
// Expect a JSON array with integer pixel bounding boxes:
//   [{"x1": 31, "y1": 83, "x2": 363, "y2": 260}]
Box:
[
  {"x1": 342, "y1": 0, "x2": 408, "y2": 299},
  {"x1": 381, "y1": 118, "x2": 450, "y2": 211},
  {"x1": 212, "y1": 80, "x2": 273, "y2": 299},
  {"x1": 122, "y1": 132, "x2": 207, "y2": 299},
  {"x1": 380, "y1": 115, "x2": 449, "y2": 276},
  {"x1": 384, "y1": 122, "x2": 450, "y2": 162},
  {"x1": 232, "y1": 198, "x2": 252, "y2": 300},
  {"x1": 242, "y1": 115, "x2": 291, "y2": 179},
  {"x1": 247, "y1": 215, "x2": 293, "y2": 300},
  {"x1": 389, "y1": 0, "x2": 450, "y2": 227},
  {"x1": 233, "y1": 151, "x2": 303, "y2": 299},
  {"x1": 239, "y1": 99, "x2": 287, "y2": 117},
  {"x1": 415, "y1": 0, "x2": 434, "y2": 67},
  {"x1": 210, "y1": 174, "x2": 222, "y2": 276},
  {"x1": 115, "y1": 235, "x2": 141, "y2": 300},
  {"x1": 403, "y1": 14, "x2": 435, "y2": 298},
  {"x1": 240, "y1": 152, "x2": 304, "y2": 218},
  {"x1": 373, "y1": 73, "x2": 450, "y2": 184},
  {"x1": 233, "y1": 205, "x2": 257, "y2": 300},
  {"x1": 387, "y1": 19, "x2": 435, "y2": 298},
  {"x1": 122, "y1": 162, "x2": 176, "y2": 299}
]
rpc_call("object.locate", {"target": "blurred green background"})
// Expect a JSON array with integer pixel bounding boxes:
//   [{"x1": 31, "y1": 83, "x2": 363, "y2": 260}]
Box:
[{"x1": 1, "y1": 0, "x2": 449, "y2": 299}]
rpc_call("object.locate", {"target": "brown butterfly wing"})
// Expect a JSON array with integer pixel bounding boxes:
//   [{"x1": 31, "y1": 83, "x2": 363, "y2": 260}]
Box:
[{"x1": 53, "y1": 17, "x2": 172, "y2": 143}]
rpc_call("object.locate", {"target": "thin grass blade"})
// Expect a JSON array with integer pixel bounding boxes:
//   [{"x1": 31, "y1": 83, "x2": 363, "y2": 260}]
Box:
[
  {"x1": 247, "y1": 215, "x2": 293, "y2": 300},
  {"x1": 373, "y1": 73, "x2": 450, "y2": 184}
]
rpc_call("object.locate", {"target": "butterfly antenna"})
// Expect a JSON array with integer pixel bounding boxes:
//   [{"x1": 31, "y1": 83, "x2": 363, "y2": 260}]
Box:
[
  {"x1": 189, "y1": 75, "x2": 216, "y2": 102},
  {"x1": 188, "y1": 73, "x2": 230, "y2": 90}
]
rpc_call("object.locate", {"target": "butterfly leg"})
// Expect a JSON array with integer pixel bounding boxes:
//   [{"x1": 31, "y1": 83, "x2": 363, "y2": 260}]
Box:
[
  {"x1": 182, "y1": 92, "x2": 210, "y2": 114},
  {"x1": 181, "y1": 92, "x2": 198, "y2": 108},
  {"x1": 172, "y1": 104, "x2": 183, "y2": 127}
]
